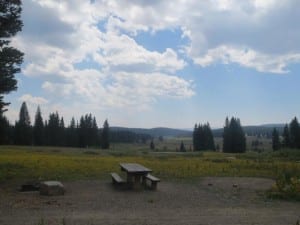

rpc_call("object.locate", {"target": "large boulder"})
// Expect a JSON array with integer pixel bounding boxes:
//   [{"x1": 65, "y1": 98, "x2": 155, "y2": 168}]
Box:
[{"x1": 40, "y1": 181, "x2": 65, "y2": 196}]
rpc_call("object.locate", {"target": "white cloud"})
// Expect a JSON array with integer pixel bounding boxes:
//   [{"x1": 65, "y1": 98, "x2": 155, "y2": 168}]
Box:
[
  {"x1": 13, "y1": 0, "x2": 192, "y2": 114},
  {"x1": 94, "y1": 0, "x2": 300, "y2": 73},
  {"x1": 18, "y1": 0, "x2": 300, "y2": 77},
  {"x1": 41, "y1": 70, "x2": 194, "y2": 110},
  {"x1": 18, "y1": 94, "x2": 48, "y2": 105},
  {"x1": 193, "y1": 45, "x2": 300, "y2": 73},
  {"x1": 98, "y1": 33, "x2": 186, "y2": 73},
  {"x1": 107, "y1": 72, "x2": 194, "y2": 107}
]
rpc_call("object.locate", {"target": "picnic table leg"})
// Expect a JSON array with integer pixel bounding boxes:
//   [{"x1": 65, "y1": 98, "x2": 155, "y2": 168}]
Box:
[
  {"x1": 132, "y1": 174, "x2": 143, "y2": 190},
  {"x1": 142, "y1": 175, "x2": 147, "y2": 187},
  {"x1": 151, "y1": 181, "x2": 158, "y2": 190},
  {"x1": 127, "y1": 173, "x2": 133, "y2": 183}
]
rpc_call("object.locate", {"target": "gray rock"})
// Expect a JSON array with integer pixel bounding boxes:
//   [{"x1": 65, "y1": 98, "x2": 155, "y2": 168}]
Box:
[{"x1": 40, "y1": 181, "x2": 65, "y2": 196}]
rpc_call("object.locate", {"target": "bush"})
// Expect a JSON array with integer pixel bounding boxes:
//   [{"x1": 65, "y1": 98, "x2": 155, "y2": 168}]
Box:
[{"x1": 267, "y1": 172, "x2": 300, "y2": 201}]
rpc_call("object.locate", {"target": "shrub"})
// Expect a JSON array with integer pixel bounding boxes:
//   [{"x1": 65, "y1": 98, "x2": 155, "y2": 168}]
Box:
[{"x1": 267, "y1": 172, "x2": 300, "y2": 201}]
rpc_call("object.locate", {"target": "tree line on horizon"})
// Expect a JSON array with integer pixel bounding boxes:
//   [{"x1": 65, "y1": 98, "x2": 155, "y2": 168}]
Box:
[
  {"x1": 272, "y1": 117, "x2": 300, "y2": 151},
  {"x1": 0, "y1": 102, "x2": 152, "y2": 148},
  {"x1": 193, "y1": 117, "x2": 246, "y2": 153}
]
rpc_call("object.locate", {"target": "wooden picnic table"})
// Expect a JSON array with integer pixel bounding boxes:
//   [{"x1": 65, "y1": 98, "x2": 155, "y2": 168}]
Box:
[{"x1": 120, "y1": 163, "x2": 152, "y2": 190}]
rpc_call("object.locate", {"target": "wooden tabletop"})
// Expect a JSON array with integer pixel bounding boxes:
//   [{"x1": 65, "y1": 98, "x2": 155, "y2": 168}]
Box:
[{"x1": 120, "y1": 163, "x2": 152, "y2": 174}]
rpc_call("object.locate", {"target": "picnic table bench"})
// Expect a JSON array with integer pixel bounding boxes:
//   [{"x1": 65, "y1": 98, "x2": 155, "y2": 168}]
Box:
[
  {"x1": 145, "y1": 174, "x2": 160, "y2": 190},
  {"x1": 111, "y1": 172, "x2": 125, "y2": 186},
  {"x1": 110, "y1": 163, "x2": 160, "y2": 190}
]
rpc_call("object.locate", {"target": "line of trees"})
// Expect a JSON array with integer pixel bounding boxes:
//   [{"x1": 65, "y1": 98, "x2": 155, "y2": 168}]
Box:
[
  {"x1": 223, "y1": 117, "x2": 246, "y2": 153},
  {"x1": 0, "y1": 102, "x2": 108, "y2": 148},
  {"x1": 0, "y1": 102, "x2": 152, "y2": 148},
  {"x1": 193, "y1": 123, "x2": 215, "y2": 151},
  {"x1": 272, "y1": 117, "x2": 300, "y2": 151},
  {"x1": 193, "y1": 117, "x2": 246, "y2": 153}
]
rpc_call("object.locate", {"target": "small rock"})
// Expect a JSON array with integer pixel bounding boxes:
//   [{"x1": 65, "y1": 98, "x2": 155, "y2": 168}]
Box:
[
  {"x1": 208, "y1": 183, "x2": 213, "y2": 186},
  {"x1": 40, "y1": 181, "x2": 65, "y2": 196},
  {"x1": 232, "y1": 184, "x2": 238, "y2": 188}
]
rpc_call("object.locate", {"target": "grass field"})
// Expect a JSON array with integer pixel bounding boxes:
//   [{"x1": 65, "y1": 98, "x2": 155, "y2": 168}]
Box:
[{"x1": 1, "y1": 145, "x2": 299, "y2": 182}]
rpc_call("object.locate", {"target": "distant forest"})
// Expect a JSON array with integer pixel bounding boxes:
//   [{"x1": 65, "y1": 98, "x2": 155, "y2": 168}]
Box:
[
  {"x1": 0, "y1": 102, "x2": 152, "y2": 147},
  {"x1": 1, "y1": 102, "x2": 300, "y2": 152}
]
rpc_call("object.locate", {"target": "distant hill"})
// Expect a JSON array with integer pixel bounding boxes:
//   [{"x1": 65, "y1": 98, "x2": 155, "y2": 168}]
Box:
[
  {"x1": 110, "y1": 127, "x2": 192, "y2": 138},
  {"x1": 112, "y1": 124, "x2": 286, "y2": 138}
]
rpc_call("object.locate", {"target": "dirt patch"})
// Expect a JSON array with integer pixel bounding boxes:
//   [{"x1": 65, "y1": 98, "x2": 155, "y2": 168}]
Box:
[{"x1": 0, "y1": 177, "x2": 299, "y2": 225}]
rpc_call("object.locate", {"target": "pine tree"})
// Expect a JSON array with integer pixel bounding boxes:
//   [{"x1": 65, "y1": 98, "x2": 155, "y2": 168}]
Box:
[
  {"x1": 0, "y1": 114, "x2": 11, "y2": 144},
  {"x1": 223, "y1": 117, "x2": 230, "y2": 152},
  {"x1": 193, "y1": 123, "x2": 215, "y2": 151},
  {"x1": 282, "y1": 124, "x2": 290, "y2": 148},
  {"x1": 46, "y1": 112, "x2": 60, "y2": 146},
  {"x1": 150, "y1": 139, "x2": 155, "y2": 150},
  {"x1": 180, "y1": 141, "x2": 186, "y2": 152},
  {"x1": 193, "y1": 124, "x2": 199, "y2": 151},
  {"x1": 0, "y1": 0, "x2": 24, "y2": 113},
  {"x1": 33, "y1": 106, "x2": 44, "y2": 145},
  {"x1": 289, "y1": 117, "x2": 300, "y2": 149},
  {"x1": 198, "y1": 125, "x2": 205, "y2": 150},
  {"x1": 78, "y1": 115, "x2": 86, "y2": 147},
  {"x1": 66, "y1": 117, "x2": 77, "y2": 147},
  {"x1": 203, "y1": 123, "x2": 215, "y2": 150},
  {"x1": 91, "y1": 116, "x2": 98, "y2": 146},
  {"x1": 59, "y1": 117, "x2": 65, "y2": 146},
  {"x1": 223, "y1": 117, "x2": 246, "y2": 153},
  {"x1": 272, "y1": 128, "x2": 280, "y2": 151},
  {"x1": 14, "y1": 102, "x2": 32, "y2": 145},
  {"x1": 101, "y1": 119, "x2": 110, "y2": 149}
]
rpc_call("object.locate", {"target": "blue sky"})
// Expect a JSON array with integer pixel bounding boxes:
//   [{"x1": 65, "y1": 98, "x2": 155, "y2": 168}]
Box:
[{"x1": 5, "y1": 0, "x2": 300, "y2": 128}]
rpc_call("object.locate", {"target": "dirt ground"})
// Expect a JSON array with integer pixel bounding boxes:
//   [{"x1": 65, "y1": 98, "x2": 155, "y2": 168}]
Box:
[{"x1": 0, "y1": 177, "x2": 299, "y2": 225}]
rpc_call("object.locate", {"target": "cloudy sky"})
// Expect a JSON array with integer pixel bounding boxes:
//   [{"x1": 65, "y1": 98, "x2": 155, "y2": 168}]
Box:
[{"x1": 5, "y1": 0, "x2": 300, "y2": 128}]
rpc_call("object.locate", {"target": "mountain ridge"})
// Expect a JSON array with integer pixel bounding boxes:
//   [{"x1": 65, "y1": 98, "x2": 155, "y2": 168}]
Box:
[{"x1": 111, "y1": 124, "x2": 286, "y2": 138}]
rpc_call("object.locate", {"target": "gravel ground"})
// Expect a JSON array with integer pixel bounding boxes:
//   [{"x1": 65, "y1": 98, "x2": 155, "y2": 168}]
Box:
[{"x1": 0, "y1": 177, "x2": 299, "y2": 225}]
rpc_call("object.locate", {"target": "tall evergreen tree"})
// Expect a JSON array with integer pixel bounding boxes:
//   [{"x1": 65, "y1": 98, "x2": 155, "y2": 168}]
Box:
[
  {"x1": 33, "y1": 106, "x2": 44, "y2": 145},
  {"x1": 282, "y1": 124, "x2": 290, "y2": 148},
  {"x1": 0, "y1": 114, "x2": 11, "y2": 144},
  {"x1": 91, "y1": 116, "x2": 98, "y2": 146},
  {"x1": 59, "y1": 117, "x2": 65, "y2": 146},
  {"x1": 150, "y1": 139, "x2": 155, "y2": 150},
  {"x1": 14, "y1": 102, "x2": 32, "y2": 145},
  {"x1": 0, "y1": 0, "x2": 24, "y2": 113},
  {"x1": 101, "y1": 119, "x2": 110, "y2": 149},
  {"x1": 78, "y1": 114, "x2": 98, "y2": 148},
  {"x1": 223, "y1": 117, "x2": 246, "y2": 153},
  {"x1": 272, "y1": 128, "x2": 280, "y2": 151},
  {"x1": 180, "y1": 141, "x2": 186, "y2": 152},
  {"x1": 66, "y1": 117, "x2": 77, "y2": 147},
  {"x1": 203, "y1": 123, "x2": 215, "y2": 150},
  {"x1": 46, "y1": 112, "x2": 60, "y2": 146},
  {"x1": 78, "y1": 115, "x2": 86, "y2": 147},
  {"x1": 193, "y1": 123, "x2": 215, "y2": 151},
  {"x1": 223, "y1": 117, "x2": 230, "y2": 152},
  {"x1": 193, "y1": 123, "x2": 199, "y2": 151},
  {"x1": 289, "y1": 117, "x2": 300, "y2": 149}
]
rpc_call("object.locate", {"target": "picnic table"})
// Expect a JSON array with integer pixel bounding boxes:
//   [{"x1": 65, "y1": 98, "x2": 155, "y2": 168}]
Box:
[{"x1": 120, "y1": 163, "x2": 152, "y2": 190}]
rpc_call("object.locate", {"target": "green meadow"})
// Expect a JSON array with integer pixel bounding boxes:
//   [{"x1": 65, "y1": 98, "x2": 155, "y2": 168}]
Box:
[{"x1": 1, "y1": 145, "x2": 299, "y2": 182}]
